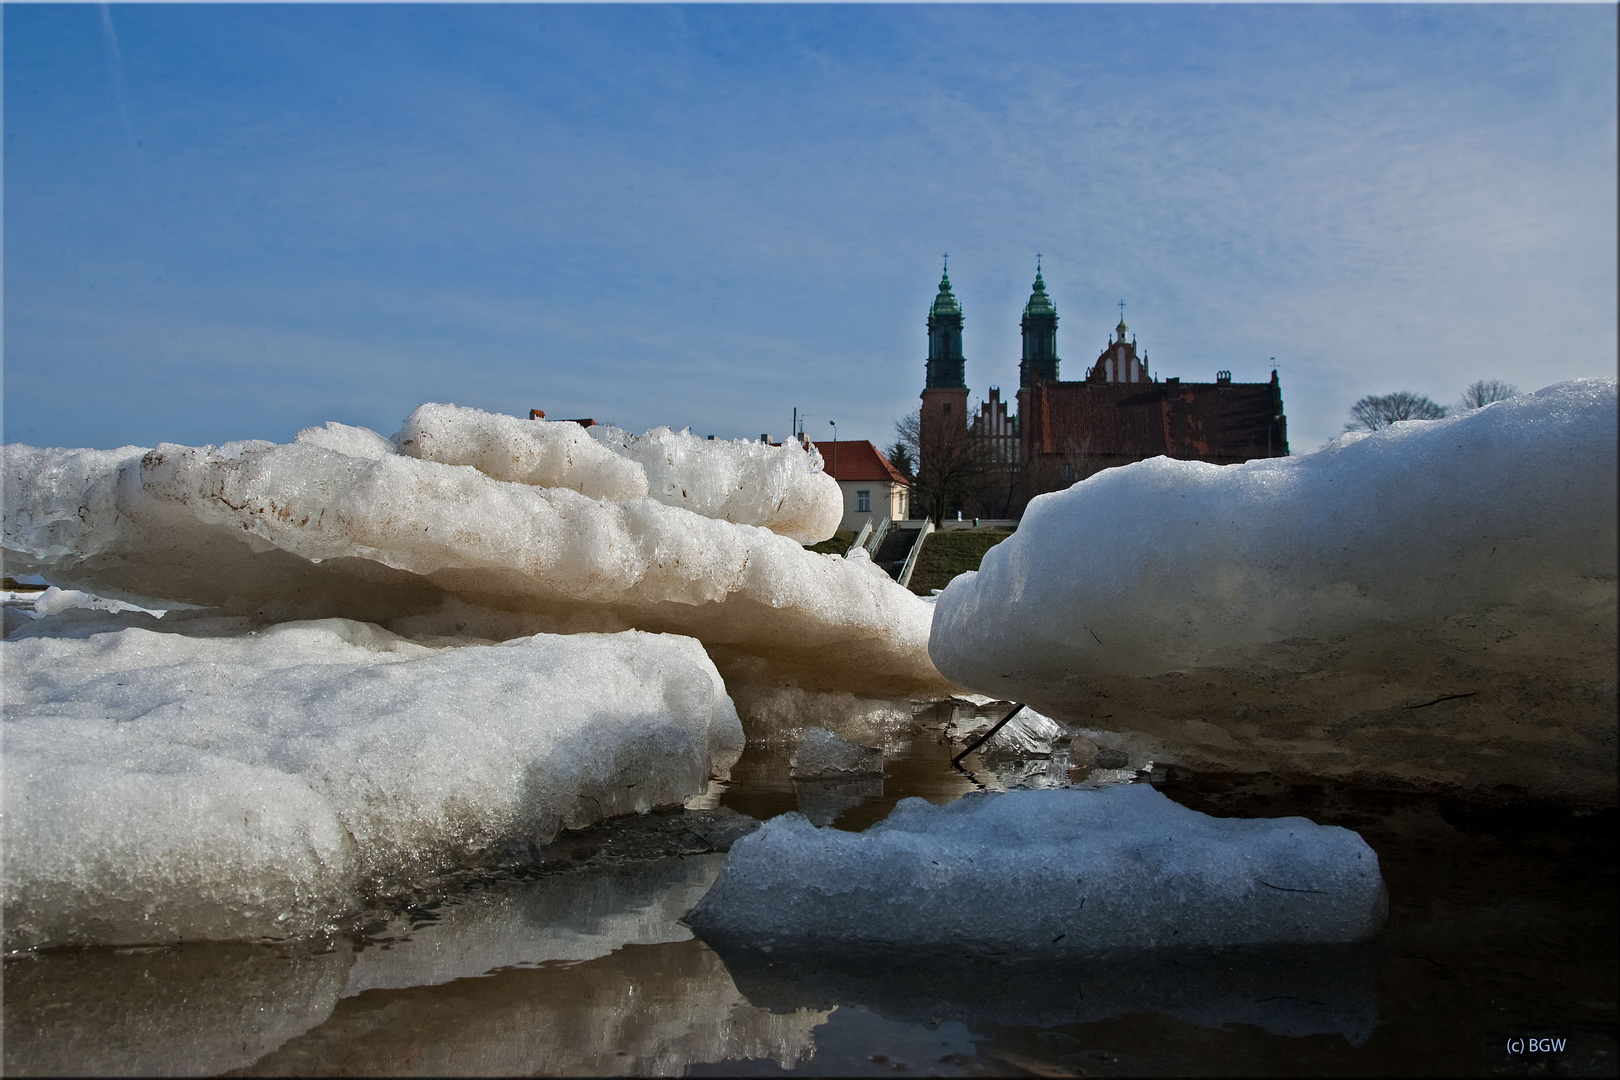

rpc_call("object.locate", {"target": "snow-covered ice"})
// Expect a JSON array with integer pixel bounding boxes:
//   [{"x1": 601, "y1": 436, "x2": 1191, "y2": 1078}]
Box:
[
  {"x1": 2, "y1": 408, "x2": 945, "y2": 694},
  {"x1": 2, "y1": 618, "x2": 743, "y2": 949},
  {"x1": 587, "y1": 422, "x2": 843, "y2": 542},
  {"x1": 930, "y1": 380, "x2": 1619, "y2": 804},
  {"x1": 391, "y1": 405, "x2": 649, "y2": 501},
  {"x1": 687, "y1": 784, "x2": 1387, "y2": 952},
  {"x1": 393, "y1": 404, "x2": 844, "y2": 540}
]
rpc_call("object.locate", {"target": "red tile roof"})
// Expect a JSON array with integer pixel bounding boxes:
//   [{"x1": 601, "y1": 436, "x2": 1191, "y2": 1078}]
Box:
[{"x1": 815, "y1": 441, "x2": 909, "y2": 484}]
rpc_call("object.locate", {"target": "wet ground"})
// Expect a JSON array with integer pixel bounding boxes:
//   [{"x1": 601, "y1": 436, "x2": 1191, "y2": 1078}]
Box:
[{"x1": 4, "y1": 701, "x2": 1615, "y2": 1077}]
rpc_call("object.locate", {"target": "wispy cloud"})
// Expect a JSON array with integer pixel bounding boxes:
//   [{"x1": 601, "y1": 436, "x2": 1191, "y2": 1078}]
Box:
[
  {"x1": 5, "y1": 5, "x2": 1614, "y2": 452},
  {"x1": 96, "y1": 3, "x2": 138, "y2": 152}
]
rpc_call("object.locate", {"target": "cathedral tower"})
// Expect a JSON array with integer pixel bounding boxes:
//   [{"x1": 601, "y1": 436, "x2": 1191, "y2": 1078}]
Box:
[
  {"x1": 919, "y1": 264, "x2": 970, "y2": 503},
  {"x1": 1018, "y1": 265, "x2": 1060, "y2": 387},
  {"x1": 924, "y1": 266, "x2": 966, "y2": 390}
]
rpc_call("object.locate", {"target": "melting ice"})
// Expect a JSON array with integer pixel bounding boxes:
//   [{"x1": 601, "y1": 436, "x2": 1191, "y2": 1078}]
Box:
[
  {"x1": 688, "y1": 784, "x2": 1387, "y2": 952},
  {"x1": 930, "y1": 379, "x2": 1619, "y2": 805}
]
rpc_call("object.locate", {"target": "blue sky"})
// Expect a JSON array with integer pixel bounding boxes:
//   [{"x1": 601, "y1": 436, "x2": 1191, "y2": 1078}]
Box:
[{"x1": 4, "y1": 4, "x2": 1615, "y2": 453}]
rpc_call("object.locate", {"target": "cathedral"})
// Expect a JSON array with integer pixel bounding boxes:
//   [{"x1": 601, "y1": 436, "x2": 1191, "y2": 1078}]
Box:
[{"x1": 917, "y1": 264, "x2": 1289, "y2": 518}]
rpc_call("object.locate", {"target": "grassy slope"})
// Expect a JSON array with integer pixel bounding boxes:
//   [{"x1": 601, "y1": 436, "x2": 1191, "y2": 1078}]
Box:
[
  {"x1": 803, "y1": 530, "x2": 857, "y2": 556},
  {"x1": 906, "y1": 527, "x2": 1015, "y2": 595}
]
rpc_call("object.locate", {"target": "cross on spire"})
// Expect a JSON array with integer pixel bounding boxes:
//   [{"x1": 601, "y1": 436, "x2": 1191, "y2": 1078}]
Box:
[{"x1": 1118, "y1": 299, "x2": 1126, "y2": 321}]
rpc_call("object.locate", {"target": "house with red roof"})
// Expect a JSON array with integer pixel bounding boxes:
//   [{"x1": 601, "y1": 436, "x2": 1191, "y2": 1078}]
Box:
[{"x1": 815, "y1": 440, "x2": 912, "y2": 532}]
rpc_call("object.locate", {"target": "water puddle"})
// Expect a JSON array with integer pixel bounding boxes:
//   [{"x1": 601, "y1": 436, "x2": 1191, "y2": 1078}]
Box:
[{"x1": 5, "y1": 700, "x2": 1615, "y2": 1075}]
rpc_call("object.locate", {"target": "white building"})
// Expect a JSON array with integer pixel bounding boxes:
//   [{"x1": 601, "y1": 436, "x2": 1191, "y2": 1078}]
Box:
[{"x1": 816, "y1": 440, "x2": 911, "y2": 533}]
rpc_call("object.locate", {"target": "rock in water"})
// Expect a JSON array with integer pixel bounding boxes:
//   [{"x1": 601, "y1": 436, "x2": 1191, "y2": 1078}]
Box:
[
  {"x1": 929, "y1": 379, "x2": 1618, "y2": 805},
  {"x1": 687, "y1": 785, "x2": 1387, "y2": 953}
]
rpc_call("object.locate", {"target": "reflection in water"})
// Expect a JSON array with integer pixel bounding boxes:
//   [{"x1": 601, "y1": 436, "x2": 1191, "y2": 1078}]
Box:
[
  {"x1": 6, "y1": 698, "x2": 1615, "y2": 1076},
  {"x1": 3, "y1": 942, "x2": 352, "y2": 1077},
  {"x1": 343, "y1": 855, "x2": 721, "y2": 997},
  {"x1": 706, "y1": 940, "x2": 1381, "y2": 1045},
  {"x1": 235, "y1": 938, "x2": 825, "y2": 1077},
  {"x1": 721, "y1": 701, "x2": 979, "y2": 831},
  {"x1": 792, "y1": 776, "x2": 885, "y2": 828},
  {"x1": 6, "y1": 854, "x2": 827, "y2": 1078},
  {"x1": 690, "y1": 1007, "x2": 985, "y2": 1078}
]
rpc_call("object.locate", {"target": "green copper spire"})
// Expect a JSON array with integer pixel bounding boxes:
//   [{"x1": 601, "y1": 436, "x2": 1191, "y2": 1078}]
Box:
[
  {"x1": 930, "y1": 261, "x2": 962, "y2": 319},
  {"x1": 1023, "y1": 263, "x2": 1057, "y2": 319},
  {"x1": 1020, "y1": 258, "x2": 1060, "y2": 387},
  {"x1": 926, "y1": 260, "x2": 966, "y2": 389}
]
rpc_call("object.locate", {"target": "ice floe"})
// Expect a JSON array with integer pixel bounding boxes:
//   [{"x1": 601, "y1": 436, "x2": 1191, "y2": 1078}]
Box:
[
  {"x1": 930, "y1": 379, "x2": 1619, "y2": 805},
  {"x1": 587, "y1": 422, "x2": 843, "y2": 542},
  {"x1": 2, "y1": 410, "x2": 945, "y2": 694},
  {"x1": 392, "y1": 404, "x2": 648, "y2": 500},
  {"x1": 390, "y1": 404, "x2": 844, "y2": 540},
  {"x1": 687, "y1": 784, "x2": 1387, "y2": 953},
  {"x1": 2, "y1": 619, "x2": 742, "y2": 949}
]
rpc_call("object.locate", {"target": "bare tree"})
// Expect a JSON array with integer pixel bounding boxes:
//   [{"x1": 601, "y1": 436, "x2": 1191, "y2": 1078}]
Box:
[
  {"x1": 895, "y1": 408, "x2": 990, "y2": 523},
  {"x1": 1346, "y1": 391, "x2": 1448, "y2": 431},
  {"x1": 1457, "y1": 379, "x2": 1520, "y2": 411}
]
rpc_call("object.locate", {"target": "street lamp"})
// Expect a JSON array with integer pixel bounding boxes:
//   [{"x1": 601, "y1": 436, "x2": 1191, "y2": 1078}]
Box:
[{"x1": 828, "y1": 421, "x2": 837, "y2": 476}]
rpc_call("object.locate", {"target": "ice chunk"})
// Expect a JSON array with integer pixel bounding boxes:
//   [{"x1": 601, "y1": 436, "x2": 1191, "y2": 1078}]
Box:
[
  {"x1": 729, "y1": 681, "x2": 917, "y2": 752},
  {"x1": 2, "y1": 620, "x2": 743, "y2": 948},
  {"x1": 391, "y1": 407, "x2": 842, "y2": 541},
  {"x1": 2, "y1": 430, "x2": 947, "y2": 695},
  {"x1": 687, "y1": 785, "x2": 1387, "y2": 952},
  {"x1": 589, "y1": 423, "x2": 842, "y2": 543},
  {"x1": 930, "y1": 379, "x2": 1619, "y2": 805},
  {"x1": 963, "y1": 704, "x2": 1062, "y2": 756},
  {"x1": 2, "y1": 605, "x2": 34, "y2": 636},
  {"x1": 294, "y1": 420, "x2": 399, "y2": 461},
  {"x1": 392, "y1": 403, "x2": 648, "y2": 501},
  {"x1": 31, "y1": 585, "x2": 165, "y2": 618},
  {"x1": 1, "y1": 444, "x2": 146, "y2": 562},
  {"x1": 790, "y1": 727, "x2": 884, "y2": 778},
  {"x1": 841, "y1": 545, "x2": 894, "y2": 582}
]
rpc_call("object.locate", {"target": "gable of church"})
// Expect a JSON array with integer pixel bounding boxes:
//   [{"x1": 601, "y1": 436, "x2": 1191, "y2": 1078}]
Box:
[{"x1": 918, "y1": 266, "x2": 1288, "y2": 489}]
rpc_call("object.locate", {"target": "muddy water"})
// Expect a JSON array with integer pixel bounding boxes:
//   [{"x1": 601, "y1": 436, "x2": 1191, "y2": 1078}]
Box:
[{"x1": 4, "y1": 703, "x2": 1615, "y2": 1077}]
